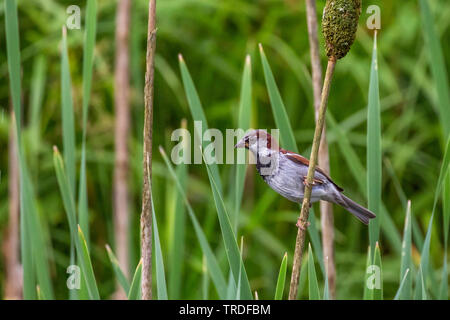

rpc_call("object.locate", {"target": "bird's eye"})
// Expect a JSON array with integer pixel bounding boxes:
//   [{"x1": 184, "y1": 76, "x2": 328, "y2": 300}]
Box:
[{"x1": 244, "y1": 136, "x2": 249, "y2": 148}]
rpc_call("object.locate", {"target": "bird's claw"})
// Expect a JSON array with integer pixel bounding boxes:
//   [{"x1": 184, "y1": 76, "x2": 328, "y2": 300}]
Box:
[
  {"x1": 296, "y1": 218, "x2": 310, "y2": 230},
  {"x1": 302, "y1": 178, "x2": 315, "y2": 188}
]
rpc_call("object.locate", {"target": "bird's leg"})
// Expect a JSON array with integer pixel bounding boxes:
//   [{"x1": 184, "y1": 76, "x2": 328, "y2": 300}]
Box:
[{"x1": 302, "y1": 177, "x2": 316, "y2": 188}]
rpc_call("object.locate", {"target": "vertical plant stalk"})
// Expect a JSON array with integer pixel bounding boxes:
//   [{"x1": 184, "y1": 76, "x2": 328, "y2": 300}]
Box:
[
  {"x1": 288, "y1": 0, "x2": 361, "y2": 300},
  {"x1": 113, "y1": 0, "x2": 131, "y2": 298},
  {"x1": 141, "y1": 0, "x2": 156, "y2": 300},
  {"x1": 288, "y1": 58, "x2": 336, "y2": 300},
  {"x1": 3, "y1": 110, "x2": 22, "y2": 299},
  {"x1": 305, "y1": 0, "x2": 336, "y2": 299}
]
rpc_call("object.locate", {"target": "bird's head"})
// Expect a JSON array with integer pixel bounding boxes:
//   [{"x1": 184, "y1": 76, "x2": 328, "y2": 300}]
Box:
[{"x1": 234, "y1": 129, "x2": 279, "y2": 156}]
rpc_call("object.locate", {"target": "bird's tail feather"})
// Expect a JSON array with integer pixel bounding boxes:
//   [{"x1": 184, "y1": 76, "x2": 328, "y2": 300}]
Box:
[{"x1": 338, "y1": 195, "x2": 376, "y2": 225}]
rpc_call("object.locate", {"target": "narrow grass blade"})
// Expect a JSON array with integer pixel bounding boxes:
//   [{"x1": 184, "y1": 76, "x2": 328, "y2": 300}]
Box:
[
  {"x1": 160, "y1": 147, "x2": 228, "y2": 298},
  {"x1": 168, "y1": 120, "x2": 187, "y2": 299},
  {"x1": 78, "y1": 0, "x2": 97, "y2": 245},
  {"x1": 235, "y1": 237, "x2": 244, "y2": 300},
  {"x1": 307, "y1": 244, "x2": 320, "y2": 300},
  {"x1": 259, "y1": 44, "x2": 297, "y2": 152},
  {"x1": 441, "y1": 173, "x2": 449, "y2": 299},
  {"x1": 308, "y1": 209, "x2": 325, "y2": 275},
  {"x1": 439, "y1": 253, "x2": 448, "y2": 299},
  {"x1": 128, "y1": 259, "x2": 143, "y2": 300},
  {"x1": 367, "y1": 31, "x2": 382, "y2": 252},
  {"x1": 363, "y1": 246, "x2": 371, "y2": 300},
  {"x1": 414, "y1": 266, "x2": 427, "y2": 300},
  {"x1": 202, "y1": 151, "x2": 253, "y2": 299},
  {"x1": 36, "y1": 286, "x2": 43, "y2": 300},
  {"x1": 152, "y1": 198, "x2": 168, "y2": 300},
  {"x1": 394, "y1": 269, "x2": 410, "y2": 300},
  {"x1": 106, "y1": 244, "x2": 130, "y2": 294},
  {"x1": 5, "y1": 0, "x2": 21, "y2": 129},
  {"x1": 202, "y1": 256, "x2": 210, "y2": 300},
  {"x1": 5, "y1": 0, "x2": 53, "y2": 299},
  {"x1": 61, "y1": 27, "x2": 76, "y2": 197},
  {"x1": 419, "y1": 0, "x2": 450, "y2": 138},
  {"x1": 77, "y1": 225, "x2": 100, "y2": 299},
  {"x1": 234, "y1": 55, "x2": 252, "y2": 231},
  {"x1": 398, "y1": 200, "x2": 412, "y2": 299},
  {"x1": 28, "y1": 55, "x2": 46, "y2": 165},
  {"x1": 178, "y1": 55, "x2": 223, "y2": 193},
  {"x1": 370, "y1": 242, "x2": 383, "y2": 300},
  {"x1": 444, "y1": 173, "x2": 450, "y2": 247},
  {"x1": 53, "y1": 148, "x2": 100, "y2": 299},
  {"x1": 274, "y1": 253, "x2": 287, "y2": 300}
]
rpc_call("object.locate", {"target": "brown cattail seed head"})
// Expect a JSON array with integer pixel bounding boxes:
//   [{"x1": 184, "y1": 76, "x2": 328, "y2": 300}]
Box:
[{"x1": 322, "y1": 0, "x2": 362, "y2": 60}]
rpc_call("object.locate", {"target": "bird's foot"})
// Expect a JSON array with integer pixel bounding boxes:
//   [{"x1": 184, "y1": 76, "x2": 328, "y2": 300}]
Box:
[
  {"x1": 302, "y1": 178, "x2": 316, "y2": 188},
  {"x1": 296, "y1": 218, "x2": 310, "y2": 230}
]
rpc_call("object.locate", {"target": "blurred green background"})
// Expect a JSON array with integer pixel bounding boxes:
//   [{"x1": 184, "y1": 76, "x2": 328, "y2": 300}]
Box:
[{"x1": 0, "y1": 0, "x2": 449, "y2": 299}]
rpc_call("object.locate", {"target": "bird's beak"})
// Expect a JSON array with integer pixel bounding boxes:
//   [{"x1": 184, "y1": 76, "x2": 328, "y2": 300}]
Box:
[{"x1": 234, "y1": 137, "x2": 247, "y2": 149}]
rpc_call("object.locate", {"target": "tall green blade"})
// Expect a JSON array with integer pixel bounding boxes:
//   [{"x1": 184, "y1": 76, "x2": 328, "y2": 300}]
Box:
[
  {"x1": 235, "y1": 237, "x2": 244, "y2": 300},
  {"x1": 168, "y1": 120, "x2": 187, "y2": 299},
  {"x1": 28, "y1": 55, "x2": 46, "y2": 170},
  {"x1": 363, "y1": 246, "x2": 371, "y2": 300},
  {"x1": 202, "y1": 152, "x2": 253, "y2": 299},
  {"x1": 202, "y1": 256, "x2": 210, "y2": 300},
  {"x1": 160, "y1": 147, "x2": 228, "y2": 299},
  {"x1": 77, "y1": 225, "x2": 100, "y2": 300},
  {"x1": 274, "y1": 253, "x2": 287, "y2": 300},
  {"x1": 53, "y1": 148, "x2": 100, "y2": 299},
  {"x1": 61, "y1": 27, "x2": 76, "y2": 197},
  {"x1": 78, "y1": 0, "x2": 97, "y2": 246},
  {"x1": 398, "y1": 200, "x2": 412, "y2": 299},
  {"x1": 394, "y1": 269, "x2": 410, "y2": 300},
  {"x1": 414, "y1": 266, "x2": 427, "y2": 300},
  {"x1": 178, "y1": 55, "x2": 223, "y2": 193},
  {"x1": 5, "y1": 0, "x2": 53, "y2": 299},
  {"x1": 367, "y1": 32, "x2": 382, "y2": 252},
  {"x1": 5, "y1": 0, "x2": 21, "y2": 130},
  {"x1": 234, "y1": 55, "x2": 252, "y2": 231},
  {"x1": 152, "y1": 198, "x2": 168, "y2": 300},
  {"x1": 106, "y1": 244, "x2": 130, "y2": 294},
  {"x1": 439, "y1": 254, "x2": 448, "y2": 299},
  {"x1": 307, "y1": 244, "x2": 320, "y2": 300},
  {"x1": 418, "y1": 0, "x2": 450, "y2": 138},
  {"x1": 371, "y1": 242, "x2": 383, "y2": 300},
  {"x1": 128, "y1": 260, "x2": 143, "y2": 300}
]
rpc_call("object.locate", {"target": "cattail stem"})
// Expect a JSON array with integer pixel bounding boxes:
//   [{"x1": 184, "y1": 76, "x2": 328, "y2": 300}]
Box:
[
  {"x1": 288, "y1": 57, "x2": 336, "y2": 300},
  {"x1": 305, "y1": 0, "x2": 336, "y2": 299},
  {"x1": 141, "y1": 0, "x2": 156, "y2": 300}
]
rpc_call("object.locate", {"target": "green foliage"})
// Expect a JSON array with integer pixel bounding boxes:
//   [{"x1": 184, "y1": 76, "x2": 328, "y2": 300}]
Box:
[
  {"x1": 367, "y1": 32, "x2": 382, "y2": 252},
  {"x1": 307, "y1": 244, "x2": 320, "y2": 300},
  {"x1": 274, "y1": 253, "x2": 287, "y2": 300},
  {"x1": 1, "y1": 0, "x2": 449, "y2": 300}
]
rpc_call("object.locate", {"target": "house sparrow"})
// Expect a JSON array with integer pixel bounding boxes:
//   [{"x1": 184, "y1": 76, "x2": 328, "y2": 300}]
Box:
[{"x1": 234, "y1": 129, "x2": 375, "y2": 225}]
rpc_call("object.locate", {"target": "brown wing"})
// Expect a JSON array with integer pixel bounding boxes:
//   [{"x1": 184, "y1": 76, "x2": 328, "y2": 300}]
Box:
[{"x1": 281, "y1": 149, "x2": 344, "y2": 192}]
